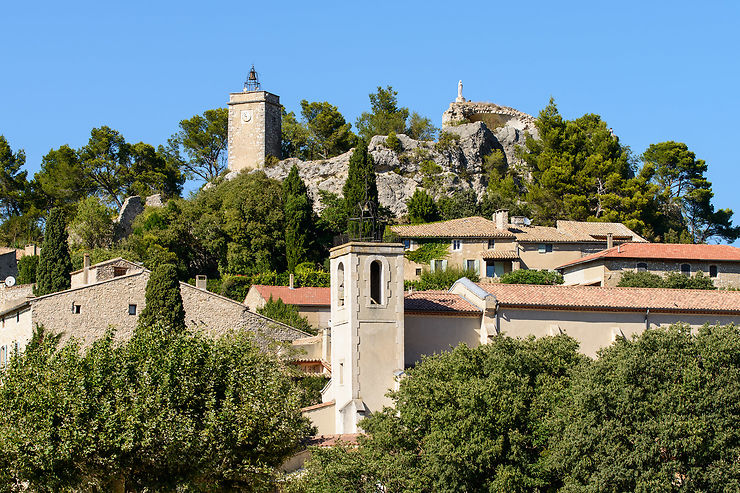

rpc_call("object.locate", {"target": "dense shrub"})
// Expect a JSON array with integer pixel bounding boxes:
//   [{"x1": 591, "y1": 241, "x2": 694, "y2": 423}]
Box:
[
  {"x1": 618, "y1": 270, "x2": 716, "y2": 290},
  {"x1": 499, "y1": 269, "x2": 564, "y2": 285},
  {"x1": 16, "y1": 255, "x2": 38, "y2": 284},
  {"x1": 405, "y1": 266, "x2": 478, "y2": 291},
  {"x1": 257, "y1": 295, "x2": 314, "y2": 335}
]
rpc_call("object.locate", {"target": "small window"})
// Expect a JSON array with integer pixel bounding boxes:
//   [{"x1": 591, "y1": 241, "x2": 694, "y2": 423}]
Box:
[
  {"x1": 681, "y1": 264, "x2": 691, "y2": 276},
  {"x1": 466, "y1": 259, "x2": 476, "y2": 271},
  {"x1": 433, "y1": 259, "x2": 446, "y2": 272},
  {"x1": 113, "y1": 266, "x2": 128, "y2": 277},
  {"x1": 452, "y1": 239, "x2": 462, "y2": 251},
  {"x1": 415, "y1": 268, "x2": 422, "y2": 276},
  {"x1": 337, "y1": 262, "x2": 345, "y2": 307},
  {"x1": 128, "y1": 304, "x2": 137, "y2": 315},
  {"x1": 538, "y1": 243, "x2": 553, "y2": 254},
  {"x1": 16, "y1": 312, "x2": 19, "y2": 323},
  {"x1": 709, "y1": 265, "x2": 718, "y2": 278},
  {"x1": 370, "y1": 260, "x2": 382, "y2": 305},
  {"x1": 72, "y1": 304, "x2": 81, "y2": 314},
  {"x1": 487, "y1": 239, "x2": 495, "y2": 250},
  {"x1": 402, "y1": 239, "x2": 411, "y2": 250},
  {"x1": 637, "y1": 262, "x2": 648, "y2": 272}
]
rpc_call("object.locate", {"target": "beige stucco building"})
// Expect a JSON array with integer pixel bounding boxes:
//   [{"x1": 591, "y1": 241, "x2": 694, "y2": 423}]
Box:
[
  {"x1": 391, "y1": 211, "x2": 646, "y2": 281},
  {"x1": 557, "y1": 242, "x2": 740, "y2": 288},
  {"x1": 304, "y1": 241, "x2": 740, "y2": 437}
]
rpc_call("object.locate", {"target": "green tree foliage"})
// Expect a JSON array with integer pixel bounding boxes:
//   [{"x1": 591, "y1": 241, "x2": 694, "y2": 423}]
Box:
[
  {"x1": 406, "y1": 112, "x2": 438, "y2": 141},
  {"x1": 404, "y1": 241, "x2": 448, "y2": 264},
  {"x1": 296, "y1": 335, "x2": 585, "y2": 492},
  {"x1": 68, "y1": 196, "x2": 114, "y2": 249},
  {"x1": 551, "y1": 324, "x2": 740, "y2": 491},
  {"x1": 257, "y1": 295, "x2": 314, "y2": 335},
  {"x1": 123, "y1": 172, "x2": 288, "y2": 279},
  {"x1": 35, "y1": 208, "x2": 72, "y2": 296},
  {"x1": 384, "y1": 131, "x2": 403, "y2": 153},
  {"x1": 76, "y1": 126, "x2": 183, "y2": 208},
  {"x1": 138, "y1": 263, "x2": 186, "y2": 334},
  {"x1": 617, "y1": 270, "x2": 716, "y2": 289},
  {"x1": 0, "y1": 135, "x2": 29, "y2": 220},
  {"x1": 17, "y1": 255, "x2": 38, "y2": 285},
  {"x1": 642, "y1": 141, "x2": 739, "y2": 243},
  {"x1": 281, "y1": 108, "x2": 310, "y2": 159},
  {"x1": 356, "y1": 86, "x2": 410, "y2": 141},
  {"x1": 166, "y1": 108, "x2": 229, "y2": 183},
  {"x1": 406, "y1": 189, "x2": 439, "y2": 224},
  {"x1": 520, "y1": 99, "x2": 658, "y2": 237},
  {"x1": 343, "y1": 143, "x2": 378, "y2": 235},
  {"x1": 406, "y1": 266, "x2": 479, "y2": 291},
  {"x1": 0, "y1": 325, "x2": 311, "y2": 491},
  {"x1": 283, "y1": 165, "x2": 315, "y2": 272},
  {"x1": 34, "y1": 144, "x2": 93, "y2": 212},
  {"x1": 301, "y1": 100, "x2": 356, "y2": 159},
  {"x1": 437, "y1": 188, "x2": 479, "y2": 220},
  {"x1": 499, "y1": 269, "x2": 564, "y2": 285}
]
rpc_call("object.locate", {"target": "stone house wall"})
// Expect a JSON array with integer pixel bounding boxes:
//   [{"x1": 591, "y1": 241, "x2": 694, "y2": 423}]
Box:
[
  {"x1": 602, "y1": 259, "x2": 740, "y2": 288},
  {"x1": 0, "y1": 283, "x2": 33, "y2": 305},
  {"x1": 31, "y1": 272, "x2": 308, "y2": 349},
  {"x1": 403, "y1": 238, "x2": 518, "y2": 281}
]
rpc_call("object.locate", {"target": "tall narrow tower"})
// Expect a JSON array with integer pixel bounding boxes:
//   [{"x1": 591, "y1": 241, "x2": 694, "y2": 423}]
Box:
[
  {"x1": 329, "y1": 242, "x2": 405, "y2": 434},
  {"x1": 227, "y1": 66, "x2": 281, "y2": 172}
]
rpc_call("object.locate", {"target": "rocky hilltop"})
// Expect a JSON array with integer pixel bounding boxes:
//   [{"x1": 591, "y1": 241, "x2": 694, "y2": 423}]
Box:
[{"x1": 240, "y1": 101, "x2": 539, "y2": 217}]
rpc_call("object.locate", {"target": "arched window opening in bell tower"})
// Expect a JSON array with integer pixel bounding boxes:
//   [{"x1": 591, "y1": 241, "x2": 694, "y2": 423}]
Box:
[
  {"x1": 337, "y1": 262, "x2": 345, "y2": 307},
  {"x1": 370, "y1": 260, "x2": 382, "y2": 304}
]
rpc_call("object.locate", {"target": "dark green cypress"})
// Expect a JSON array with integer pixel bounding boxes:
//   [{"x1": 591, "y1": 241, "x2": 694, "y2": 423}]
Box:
[
  {"x1": 342, "y1": 142, "x2": 378, "y2": 235},
  {"x1": 35, "y1": 208, "x2": 73, "y2": 296},
  {"x1": 283, "y1": 165, "x2": 314, "y2": 272},
  {"x1": 138, "y1": 263, "x2": 186, "y2": 333}
]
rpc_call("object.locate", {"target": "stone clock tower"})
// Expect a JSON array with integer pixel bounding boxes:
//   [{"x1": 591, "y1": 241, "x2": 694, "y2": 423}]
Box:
[{"x1": 227, "y1": 66, "x2": 281, "y2": 172}]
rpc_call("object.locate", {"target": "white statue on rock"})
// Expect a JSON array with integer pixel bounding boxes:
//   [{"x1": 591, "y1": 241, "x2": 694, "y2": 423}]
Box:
[{"x1": 456, "y1": 80, "x2": 465, "y2": 103}]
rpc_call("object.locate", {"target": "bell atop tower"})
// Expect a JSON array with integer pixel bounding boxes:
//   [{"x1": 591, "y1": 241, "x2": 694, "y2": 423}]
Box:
[{"x1": 243, "y1": 65, "x2": 260, "y2": 92}]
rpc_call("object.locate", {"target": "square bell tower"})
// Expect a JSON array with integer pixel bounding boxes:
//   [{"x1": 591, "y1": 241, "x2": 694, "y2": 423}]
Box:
[
  {"x1": 329, "y1": 241, "x2": 405, "y2": 434},
  {"x1": 227, "y1": 66, "x2": 281, "y2": 172}
]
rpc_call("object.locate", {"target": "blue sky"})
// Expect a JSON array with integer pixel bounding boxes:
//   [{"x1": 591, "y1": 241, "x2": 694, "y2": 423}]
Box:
[{"x1": 2, "y1": 1, "x2": 738, "y2": 239}]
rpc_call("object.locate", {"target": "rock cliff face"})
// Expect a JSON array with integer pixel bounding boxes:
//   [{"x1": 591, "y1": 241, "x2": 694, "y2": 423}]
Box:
[{"x1": 232, "y1": 103, "x2": 538, "y2": 217}]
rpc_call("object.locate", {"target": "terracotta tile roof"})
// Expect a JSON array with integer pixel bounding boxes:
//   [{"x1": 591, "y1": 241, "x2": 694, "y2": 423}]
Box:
[
  {"x1": 391, "y1": 216, "x2": 515, "y2": 239},
  {"x1": 556, "y1": 220, "x2": 647, "y2": 242},
  {"x1": 477, "y1": 282, "x2": 740, "y2": 314},
  {"x1": 252, "y1": 285, "x2": 330, "y2": 306},
  {"x1": 481, "y1": 249, "x2": 520, "y2": 260},
  {"x1": 404, "y1": 290, "x2": 481, "y2": 314},
  {"x1": 557, "y1": 243, "x2": 740, "y2": 269},
  {"x1": 506, "y1": 225, "x2": 576, "y2": 243}
]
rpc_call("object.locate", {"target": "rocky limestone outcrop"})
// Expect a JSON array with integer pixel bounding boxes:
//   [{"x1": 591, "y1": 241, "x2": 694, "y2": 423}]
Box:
[{"x1": 226, "y1": 104, "x2": 538, "y2": 217}]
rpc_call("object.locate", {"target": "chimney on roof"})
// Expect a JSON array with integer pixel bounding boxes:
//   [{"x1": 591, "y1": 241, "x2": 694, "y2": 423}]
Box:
[
  {"x1": 617, "y1": 244, "x2": 621, "y2": 253},
  {"x1": 607, "y1": 232, "x2": 614, "y2": 249},
  {"x1": 289, "y1": 273, "x2": 295, "y2": 289},
  {"x1": 83, "y1": 254, "x2": 91, "y2": 285},
  {"x1": 195, "y1": 275, "x2": 207, "y2": 290},
  {"x1": 494, "y1": 209, "x2": 509, "y2": 230}
]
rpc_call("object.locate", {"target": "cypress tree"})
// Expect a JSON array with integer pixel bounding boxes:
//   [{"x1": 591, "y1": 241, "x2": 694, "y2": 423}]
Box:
[
  {"x1": 283, "y1": 165, "x2": 314, "y2": 272},
  {"x1": 35, "y1": 208, "x2": 72, "y2": 296},
  {"x1": 342, "y1": 142, "x2": 378, "y2": 235},
  {"x1": 138, "y1": 263, "x2": 186, "y2": 333}
]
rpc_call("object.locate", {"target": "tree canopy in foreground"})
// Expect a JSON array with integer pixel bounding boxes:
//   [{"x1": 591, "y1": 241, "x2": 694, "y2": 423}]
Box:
[{"x1": 0, "y1": 325, "x2": 312, "y2": 492}]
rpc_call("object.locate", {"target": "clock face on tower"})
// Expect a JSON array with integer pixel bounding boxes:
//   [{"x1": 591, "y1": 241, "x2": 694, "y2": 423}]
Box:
[{"x1": 240, "y1": 110, "x2": 253, "y2": 124}]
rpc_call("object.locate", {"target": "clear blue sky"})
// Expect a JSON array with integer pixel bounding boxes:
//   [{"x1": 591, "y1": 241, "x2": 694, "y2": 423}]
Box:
[{"x1": 2, "y1": 1, "x2": 738, "y2": 240}]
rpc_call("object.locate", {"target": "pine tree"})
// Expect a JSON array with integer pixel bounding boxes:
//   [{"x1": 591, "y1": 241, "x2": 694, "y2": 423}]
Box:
[
  {"x1": 406, "y1": 189, "x2": 439, "y2": 224},
  {"x1": 283, "y1": 165, "x2": 314, "y2": 272},
  {"x1": 138, "y1": 263, "x2": 186, "y2": 333},
  {"x1": 35, "y1": 208, "x2": 72, "y2": 296},
  {"x1": 342, "y1": 142, "x2": 378, "y2": 236}
]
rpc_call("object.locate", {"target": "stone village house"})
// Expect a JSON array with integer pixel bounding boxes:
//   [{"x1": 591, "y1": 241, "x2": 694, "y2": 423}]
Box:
[
  {"x1": 390, "y1": 210, "x2": 646, "y2": 281},
  {"x1": 0, "y1": 257, "x2": 309, "y2": 365},
  {"x1": 557, "y1": 242, "x2": 740, "y2": 288}
]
